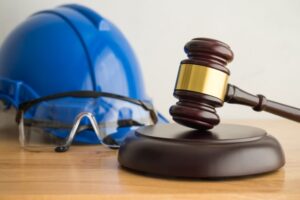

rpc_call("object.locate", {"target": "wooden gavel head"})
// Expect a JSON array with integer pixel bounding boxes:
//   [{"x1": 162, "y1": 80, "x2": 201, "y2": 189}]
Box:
[{"x1": 169, "y1": 38, "x2": 234, "y2": 130}]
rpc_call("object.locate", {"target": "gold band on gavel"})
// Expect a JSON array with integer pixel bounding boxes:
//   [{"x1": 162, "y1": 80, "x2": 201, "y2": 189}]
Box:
[{"x1": 175, "y1": 64, "x2": 229, "y2": 101}]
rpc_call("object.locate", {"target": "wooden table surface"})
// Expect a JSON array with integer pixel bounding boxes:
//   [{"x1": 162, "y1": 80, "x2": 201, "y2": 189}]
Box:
[{"x1": 0, "y1": 110, "x2": 299, "y2": 200}]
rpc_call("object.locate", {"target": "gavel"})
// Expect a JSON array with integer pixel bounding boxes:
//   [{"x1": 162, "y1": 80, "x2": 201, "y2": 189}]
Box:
[{"x1": 170, "y1": 38, "x2": 300, "y2": 130}]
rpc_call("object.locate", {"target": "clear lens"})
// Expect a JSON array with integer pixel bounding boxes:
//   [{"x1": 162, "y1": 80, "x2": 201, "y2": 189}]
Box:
[
  {"x1": 19, "y1": 122, "x2": 68, "y2": 152},
  {"x1": 19, "y1": 96, "x2": 155, "y2": 151}
]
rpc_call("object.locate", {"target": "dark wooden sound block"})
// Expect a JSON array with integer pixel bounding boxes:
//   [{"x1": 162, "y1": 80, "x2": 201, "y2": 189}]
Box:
[{"x1": 118, "y1": 123, "x2": 285, "y2": 178}]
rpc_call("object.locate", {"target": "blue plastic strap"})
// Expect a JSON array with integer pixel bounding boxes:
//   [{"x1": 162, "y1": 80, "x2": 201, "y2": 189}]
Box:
[{"x1": 0, "y1": 78, "x2": 39, "y2": 108}]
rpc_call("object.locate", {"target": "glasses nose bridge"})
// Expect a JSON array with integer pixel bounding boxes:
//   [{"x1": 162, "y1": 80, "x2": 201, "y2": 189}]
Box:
[{"x1": 65, "y1": 112, "x2": 106, "y2": 147}]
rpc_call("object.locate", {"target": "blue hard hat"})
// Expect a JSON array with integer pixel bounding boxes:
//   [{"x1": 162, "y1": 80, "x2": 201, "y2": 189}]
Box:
[{"x1": 0, "y1": 4, "x2": 168, "y2": 145}]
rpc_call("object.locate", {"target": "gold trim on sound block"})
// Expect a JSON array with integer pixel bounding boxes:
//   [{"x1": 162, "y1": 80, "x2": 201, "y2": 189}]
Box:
[{"x1": 175, "y1": 64, "x2": 229, "y2": 101}]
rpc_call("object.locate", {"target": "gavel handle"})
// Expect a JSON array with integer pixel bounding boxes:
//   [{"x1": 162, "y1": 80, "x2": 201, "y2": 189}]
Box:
[{"x1": 225, "y1": 84, "x2": 300, "y2": 122}]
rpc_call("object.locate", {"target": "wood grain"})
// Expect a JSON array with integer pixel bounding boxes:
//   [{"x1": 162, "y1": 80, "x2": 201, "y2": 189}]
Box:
[{"x1": 0, "y1": 110, "x2": 299, "y2": 200}]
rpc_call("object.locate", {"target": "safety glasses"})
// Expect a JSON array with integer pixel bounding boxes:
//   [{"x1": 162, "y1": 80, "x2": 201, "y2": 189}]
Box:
[{"x1": 16, "y1": 91, "x2": 158, "y2": 152}]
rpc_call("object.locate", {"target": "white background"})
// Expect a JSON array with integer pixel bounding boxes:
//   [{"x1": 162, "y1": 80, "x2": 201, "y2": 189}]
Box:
[{"x1": 0, "y1": 0, "x2": 299, "y2": 120}]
